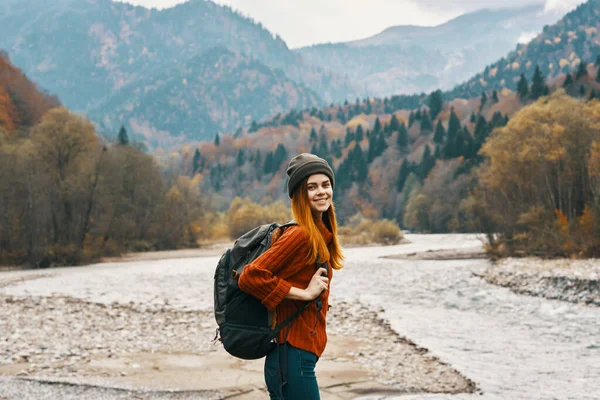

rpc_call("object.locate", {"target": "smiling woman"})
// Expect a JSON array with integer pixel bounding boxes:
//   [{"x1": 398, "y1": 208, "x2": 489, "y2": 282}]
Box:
[{"x1": 237, "y1": 153, "x2": 344, "y2": 399}]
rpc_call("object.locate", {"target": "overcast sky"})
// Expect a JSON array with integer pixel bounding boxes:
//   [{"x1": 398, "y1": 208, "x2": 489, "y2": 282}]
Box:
[{"x1": 115, "y1": 0, "x2": 587, "y2": 48}]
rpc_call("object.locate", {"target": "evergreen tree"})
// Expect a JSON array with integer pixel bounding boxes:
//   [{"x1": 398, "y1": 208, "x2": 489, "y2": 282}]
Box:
[
  {"x1": 408, "y1": 111, "x2": 415, "y2": 127},
  {"x1": 214, "y1": 133, "x2": 220, "y2": 146},
  {"x1": 420, "y1": 110, "x2": 433, "y2": 133},
  {"x1": 397, "y1": 122, "x2": 409, "y2": 149},
  {"x1": 193, "y1": 149, "x2": 201, "y2": 174},
  {"x1": 576, "y1": 62, "x2": 588, "y2": 80},
  {"x1": 253, "y1": 150, "x2": 262, "y2": 170},
  {"x1": 596, "y1": 55, "x2": 600, "y2": 67},
  {"x1": 310, "y1": 127, "x2": 318, "y2": 142},
  {"x1": 397, "y1": 159, "x2": 410, "y2": 192},
  {"x1": 249, "y1": 120, "x2": 258, "y2": 133},
  {"x1": 427, "y1": 89, "x2": 444, "y2": 120},
  {"x1": 373, "y1": 117, "x2": 382, "y2": 133},
  {"x1": 353, "y1": 144, "x2": 368, "y2": 183},
  {"x1": 355, "y1": 125, "x2": 364, "y2": 142},
  {"x1": 479, "y1": 92, "x2": 488, "y2": 112},
  {"x1": 447, "y1": 108, "x2": 461, "y2": 142},
  {"x1": 580, "y1": 84, "x2": 586, "y2": 98},
  {"x1": 530, "y1": 65, "x2": 546, "y2": 100},
  {"x1": 589, "y1": 90, "x2": 597, "y2": 101},
  {"x1": 474, "y1": 115, "x2": 488, "y2": 144},
  {"x1": 492, "y1": 90, "x2": 499, "y2": 103},
  {"x1": 365, "y1": 100, "x2": 372, "y2": 114},
  {"x1": 263, "y1": 152, "x2": 274, "y2": 174},
  {"x1": 236, "y1": 149, "x2": 245, "y2": 167},
  {"x1": 273, "y1": 144, "x2": 287, "y2": 170},
  {"x1": 310, "y1": 143, "x2": 319, "y2": 156},
  {"x1": 517, "y1": 73, "x2": 529, "y2": 101},
  {"x1": 389, "y1": 114, "x2": 400, "y2": 132},
  {"x1": 344, "y1": 127, "x2": 355, "y2": 147},
  {"x1": 563, "y1": 74, "x2": 574, "y2": 87},
  {"x1": 596, "y1": 67, "x2": 600, "y2": 83},
  {"x1": 470, "y1": 112, "x2": 477, "y2": 123},
  {"x1": 117, "y1": 125, "x2": 129, "y2": 145},
  {"x1": 433, "y1": 120, "x2": 445, "y2": 144},
  {"x1": 317, "y1": 110, "x2": 325, "y2": 121},
  {"x1": 318, "y1": 132, "x2": 329, "y2": 157},
  {"x1": 418, "y1": 145, "x2": 435, "y2": 180},
  {"x1": 336, "y1": 107, "x2": 346, "y2": 124}
]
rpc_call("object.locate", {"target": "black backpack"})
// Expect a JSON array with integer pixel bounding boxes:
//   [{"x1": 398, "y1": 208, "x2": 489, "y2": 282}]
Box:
[{"x1": 213, "y1": 220, "x2": 324, "y2": 360}]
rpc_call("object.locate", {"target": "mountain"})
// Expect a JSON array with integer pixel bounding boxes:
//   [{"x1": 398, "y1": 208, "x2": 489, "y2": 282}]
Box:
[
  {"x1": 295, "y1": 5, "x2": 563, "y2": 97},
  {"x1": 0, "y1": 0, "x2": 355, "y2": 146},
  {"x1": 448, "y1": 0, "x2": 600, "y2": 99}
]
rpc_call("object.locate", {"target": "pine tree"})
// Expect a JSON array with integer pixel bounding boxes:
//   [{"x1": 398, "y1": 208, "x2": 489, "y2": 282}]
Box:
[
  {"x1": 580, "y1": 84, "x2": 586, "y2": 98},
  {"x1": 117, "y1": 125, "x2": 129, "y2": 145},
  {"x1": 310, "y1": 127, "x2": 318, "y2": 142},
  {"x1": 214, "y1": 133, "x2": 220, "y2": 146},
  {"x1": 589, "y1": 90, "x2": 597, "y2": 101},
  {"x1": 530, "y1": 65, "x2": 546, "y2": 100},
  {"x1": 373, "y1": 117, "x2": 382, "y2": 133},
  {"x1": 236, "y1": 149, "x2": 245, "y2": 167},
  {"x1": 596, "y1": 67, "x2": 600, "y2": 83},
  {"x1": 427, "y1": 89, "x2": 443, "y2": 120},
  {"x1": 193, "y1": 149, "x2": 201, "y2": 173},
  {"x1": 397, "y1": 122, "x2": 409, "y2": 149},
  {"x1": 596, "y1": 55, "x2": 600, "y2": 67},
  {"x1": 479, "y1": 92, "x2": 487, "y2": 112},
  {"x1": 447, "y1": 108, "x2": 461, "y2": 141},
  {"x1": 353, "y1": 144, "x2": 368, "y2": 183},
  {"x1": 389, "y1": 114, "x2": 400, "y2": 132},
  {"x1": 249, "y1": 120, "x2": 258, "y2": 133},
  {"x1": 263, "y1": 152, "x2": 274, "y2": 174},
  {"x1": 575, "y1": 62, "x2": 588, "y2": 80},
  {"x1": 433, "y1": 120, "x2": 445, "y2": 144},
  {"x1": 474, "y1": 115, "x2": 488, "y2": 144},
  {"x1": 418, "y1": 145, "x2": 435, "y2": 180},
  {"x1": 420, "y1": 110, "x2": 433, "y2": 133},
  {"x1": 397, "y1": 159, "x2": 410, "y2": 192},
  {"x1": 344, "y1": 127, "x2": 355, "y2": 147},
  {"x1": 355, "y1": 125, "x2": 364, "y2": 142},
  {"x1": 408, "y1": 111, "x2": 415, "y2": 127},
  {"x1": 517, "y1": 73, "x2": 529, "y2": 101},
  {"x1": 470, "y1": 112, "x2": 477, "y2": 123},
  {"x1": 318, "y1": 132, "x2": 329, "y2": 156},
  {"x1": 563, "y1": 74, "x2": 574, "y2": 87},
  {"x1": 492, "y1": 90, "x2": 499, "y2": 103}
]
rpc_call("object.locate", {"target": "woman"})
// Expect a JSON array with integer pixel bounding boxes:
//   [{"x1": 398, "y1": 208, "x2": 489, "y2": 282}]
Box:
[{"x1": 238, "y1": 153, "x2": 344, "y2": 399}]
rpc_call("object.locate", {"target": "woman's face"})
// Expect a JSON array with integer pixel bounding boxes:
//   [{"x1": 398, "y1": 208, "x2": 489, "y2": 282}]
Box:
[{"x1": 306, "y1": 173, "x2": 333, "y2": 218}]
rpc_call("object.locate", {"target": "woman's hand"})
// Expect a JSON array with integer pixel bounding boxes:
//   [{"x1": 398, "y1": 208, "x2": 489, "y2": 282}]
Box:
[{"x1": 304, "y1": 268, "x2": 328, "y2": 300}]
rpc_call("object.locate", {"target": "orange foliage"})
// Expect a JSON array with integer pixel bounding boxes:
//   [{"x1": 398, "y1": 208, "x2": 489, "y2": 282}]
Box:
[{"x1": 0, "y1": 52, "x2": 60, "y2": 133}]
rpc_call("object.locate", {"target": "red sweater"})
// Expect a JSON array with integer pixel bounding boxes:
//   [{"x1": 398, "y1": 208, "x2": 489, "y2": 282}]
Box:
[{"x1": 237, "y1": 221, "x2": 333, "y2": 357}]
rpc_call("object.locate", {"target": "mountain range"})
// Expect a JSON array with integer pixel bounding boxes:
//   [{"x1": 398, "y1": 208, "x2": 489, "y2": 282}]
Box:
[{"x1": 0, "y1": 0, "x2": 591, "y2": 146}]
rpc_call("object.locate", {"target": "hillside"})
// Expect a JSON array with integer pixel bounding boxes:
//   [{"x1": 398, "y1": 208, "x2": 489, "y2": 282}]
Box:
[
  {"x1": 448, "y1": 0, "x2": 600, "y2": 98},
  {"x1": 296, "y1": 5, "x2": 561, "y2": 98},
  {"x1": 0, "y1": 0, "x2": 355, "y2": 145},
  {"x1": 0, "y1": 51, "x2": 60, "y2": 135}
]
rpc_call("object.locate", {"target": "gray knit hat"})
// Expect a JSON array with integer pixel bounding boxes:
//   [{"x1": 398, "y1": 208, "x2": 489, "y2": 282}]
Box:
[{"x1": 286, "y1": 153, "x2": 334, "y2": 198}]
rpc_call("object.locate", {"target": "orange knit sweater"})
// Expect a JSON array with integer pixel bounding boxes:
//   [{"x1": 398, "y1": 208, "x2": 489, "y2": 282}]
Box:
[{"x1": 237, "y1": 221, "x2": 333, "y2": 358}]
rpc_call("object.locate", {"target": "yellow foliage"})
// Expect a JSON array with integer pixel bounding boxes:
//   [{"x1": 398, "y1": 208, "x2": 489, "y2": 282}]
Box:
[
  {"x1": 511, "y1": 62, "x2": 520, "y2": 70},
  {"x1": 525, "y1": 61, "x2": 532, "y2": 69},
  {"x1": 554, "y1": 37, "x2": 561, "y2": 44},
  {"x1": 559, "y1": 59, "x2": 570, "y2": 68},
  {"x1": 588, "y1": 141, "x2": 600, "y2": 178},
  {"x1": 489, "y1": 67, "x2": 498, "y2": 77},
  {"x1": 568, "y1": 52, "x2": 576, "y2": 61},
  {"x1": 544, "y1": 39, "x2": 552, "y2": 45}
]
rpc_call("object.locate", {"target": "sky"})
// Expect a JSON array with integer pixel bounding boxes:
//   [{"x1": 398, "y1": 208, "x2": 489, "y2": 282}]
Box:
[{"x1": 115, "y1": 0, "x2": 588, "y2": 48}]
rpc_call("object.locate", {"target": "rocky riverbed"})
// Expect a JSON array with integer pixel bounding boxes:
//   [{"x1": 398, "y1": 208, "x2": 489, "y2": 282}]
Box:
[
  {"x1": 0, "y1": 251, "x2": 474, "y2": 399},
  {"x1": 481, "y1": 257, "x2": 600, "y2": 306}
]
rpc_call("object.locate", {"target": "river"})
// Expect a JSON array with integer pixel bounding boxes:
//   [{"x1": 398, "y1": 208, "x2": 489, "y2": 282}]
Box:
[{"x1": 1, "y1": 233, "x2": 598, "y2": 399}]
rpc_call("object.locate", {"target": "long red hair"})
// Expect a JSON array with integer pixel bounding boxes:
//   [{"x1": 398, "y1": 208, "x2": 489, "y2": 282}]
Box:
[{"x1": 291, "y1": 179, "x2": 343, "y2": 270}]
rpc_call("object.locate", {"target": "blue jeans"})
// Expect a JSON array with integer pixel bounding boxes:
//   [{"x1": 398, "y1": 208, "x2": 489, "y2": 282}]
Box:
[{"x1": 264, "y1": 344, "x2": 320, "y2": 400}]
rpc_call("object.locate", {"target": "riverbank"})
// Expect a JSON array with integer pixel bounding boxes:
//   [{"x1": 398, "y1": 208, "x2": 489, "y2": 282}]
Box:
[
  {"x1": 0, "y1": 255, "x2": 475, "y2": 399},
  {"x1": 480, "y1": 257, "x2": 600, "y2": 306}
]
